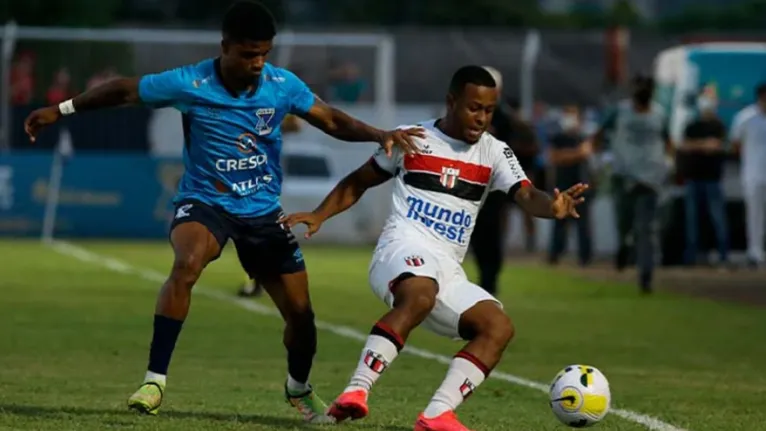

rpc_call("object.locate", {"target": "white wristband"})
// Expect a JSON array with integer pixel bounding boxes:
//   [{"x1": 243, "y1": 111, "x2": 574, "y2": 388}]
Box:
[{"x1": 58, "y1": 99, "x2": 76, "y2": 116}]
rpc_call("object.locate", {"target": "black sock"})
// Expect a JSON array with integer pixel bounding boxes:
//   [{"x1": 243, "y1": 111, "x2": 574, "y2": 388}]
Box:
[
  {"x1": 639, "y1": 271, "x2": 653, "y2": 292},
  {"x1": 148, "y1": 315, "x2": 184, "y2": 375},
  {"x1": 286, "y1": 314, "x2": 317, "y2": 385}
]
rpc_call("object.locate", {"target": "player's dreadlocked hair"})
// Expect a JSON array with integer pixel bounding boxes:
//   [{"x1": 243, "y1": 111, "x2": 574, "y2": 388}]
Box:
[
  {"x1": 448, "y1": 65, "x2": 497, "y2": 96},
  {"x1": 222, "y1": 1, "x2": 277, "y2": 42}
]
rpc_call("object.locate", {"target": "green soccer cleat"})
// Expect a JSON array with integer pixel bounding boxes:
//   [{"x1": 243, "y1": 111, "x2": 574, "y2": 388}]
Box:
[
  {"x1": 127, "y1": 380, "x2": 164, "y2": 415},
  {"x1": 285, "y1": 383, "x2": 336, "y2": 425}
]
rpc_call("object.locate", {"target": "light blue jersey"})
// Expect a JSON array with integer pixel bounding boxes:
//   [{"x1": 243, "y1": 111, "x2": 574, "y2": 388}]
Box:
[{"x1": 138, "y1": 58, "x2": 315, "y2": 217}]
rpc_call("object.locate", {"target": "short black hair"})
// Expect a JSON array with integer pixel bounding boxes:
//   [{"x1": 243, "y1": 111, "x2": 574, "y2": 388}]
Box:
[
  {"x1": 632, "y1": 73, "x2": 654, "y2": 89},
  {"x1": 448, "y1": 65, "x2": 497, "y2": 95},
  {"x1": 222, "y1": 1, "x2": 277, "y2": 42},
  {"x1": 756, "y1": 82, "x2": 766, "y2": 98}
]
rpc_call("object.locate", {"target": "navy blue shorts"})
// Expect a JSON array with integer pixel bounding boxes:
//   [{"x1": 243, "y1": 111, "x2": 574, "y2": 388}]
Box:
[{"x1": 169, "y1": 199, "x2": 305, "y2": 279}]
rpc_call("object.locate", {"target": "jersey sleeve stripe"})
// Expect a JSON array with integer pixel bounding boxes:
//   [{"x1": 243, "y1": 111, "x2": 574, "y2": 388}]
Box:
[
  {"x1": 404, "y1": 154, "x2": 491, "y2": 185},
  {"x1": 508, "y1": 179, "x2": 532, "y2": 198}
]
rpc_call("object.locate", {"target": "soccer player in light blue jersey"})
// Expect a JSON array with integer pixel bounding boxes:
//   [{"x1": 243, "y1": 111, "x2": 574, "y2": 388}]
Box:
[{"x1": 24, "y1": 0, "x2": 423, "y2": 423}]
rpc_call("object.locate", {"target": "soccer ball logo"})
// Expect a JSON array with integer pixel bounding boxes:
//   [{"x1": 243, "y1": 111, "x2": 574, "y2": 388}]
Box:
[
  {"x1": 549, "y1": 365, "x2": 611, "y2": 427},
  {"x1": 235, "y1": 133, "x2": 258, "y2": 154}
]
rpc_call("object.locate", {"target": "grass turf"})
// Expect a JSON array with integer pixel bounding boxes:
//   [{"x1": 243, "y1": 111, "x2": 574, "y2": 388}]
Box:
[{"x1": 0, "y1": 239, "x2": 763, "y2": 430}]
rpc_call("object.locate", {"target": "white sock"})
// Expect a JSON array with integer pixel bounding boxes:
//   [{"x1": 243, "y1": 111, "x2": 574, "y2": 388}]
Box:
[
  {"x1": 345, "y1": 334, "x2": 400, "y2": 393},
  {"x1": 286, "y1": 374, "x2": 310, "y2": 395},
  {"x1": 423, "y1": 355, "x2": 488, "y2": 419},
  {"x1": 144, "y1": 371, "x2": 166, "y2": 386}
]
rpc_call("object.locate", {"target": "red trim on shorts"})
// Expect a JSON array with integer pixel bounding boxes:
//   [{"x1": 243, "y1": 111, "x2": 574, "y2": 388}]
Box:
[{"x1": 455, "y1": 350, "x2": 491, "y2": 377}]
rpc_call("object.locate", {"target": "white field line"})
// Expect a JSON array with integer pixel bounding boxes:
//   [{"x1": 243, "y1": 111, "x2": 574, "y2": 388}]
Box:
[{"x1": 48, "y1": 240, "x2": 688, "y2": 431}]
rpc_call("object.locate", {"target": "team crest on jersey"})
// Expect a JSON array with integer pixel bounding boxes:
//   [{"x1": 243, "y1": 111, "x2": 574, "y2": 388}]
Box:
[
  {"x1": 440, "y1": 166, "x2": 461, "y2": 189},
  {"x1": 405, "y1": 255, "x2": 425, "y2": 267},
  {"x1": 236, "y1": 133, "x2": 258, "y2": 153},
  {"x1": 255, "y1": 108, "x2": 275, "y2": 135}
]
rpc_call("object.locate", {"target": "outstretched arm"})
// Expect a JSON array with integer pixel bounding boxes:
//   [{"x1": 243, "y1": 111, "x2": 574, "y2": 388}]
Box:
[
  {"x1": 489, "y1": 143, "x2": 587, "y2": 220},
  {"x1": 279, "y1": 159, "x2": 393, "y2": 238},
  {"x1": 300, "y1": 97, "x2": 385, "y2": 143},
  {"x1": 300, "y1": 98, "x2": 423, "y2": 155},
  {"x1": 25, "y1": 77, "x2": 141, "y2": 141},
  {"x1": 513, "y1": 186, "x2": 557, "y2": 219},
  {"x1": 25, "y1": 66, "x2": 191, "y2": 142},
  {"x1": 313, "y1": 159, "x2": 392, "y2": 222},
  {"x1": 281, "y1": 71, "x2": 423, "y2": 155},
  {"x1": 71, "y1": 77, "x2": 141, "y2": 111},
  {"x1": 513, "y1": 184, "x2": 587, "y2": 219}
]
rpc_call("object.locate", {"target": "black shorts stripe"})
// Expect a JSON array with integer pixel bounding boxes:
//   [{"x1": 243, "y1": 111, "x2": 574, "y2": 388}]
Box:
[{"x1": 403, "y1": 172, "x2": 486, "y2": 201}]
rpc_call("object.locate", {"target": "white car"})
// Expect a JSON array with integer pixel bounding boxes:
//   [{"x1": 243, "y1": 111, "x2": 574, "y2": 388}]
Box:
[{"x1": 280, "y1": 141, "x2": 387, "y2": 244}]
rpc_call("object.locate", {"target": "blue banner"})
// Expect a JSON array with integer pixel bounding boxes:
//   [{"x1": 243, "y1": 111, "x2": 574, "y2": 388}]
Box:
[{"x1": 0, "y1": 153, "x2": 184, "y2": 238}]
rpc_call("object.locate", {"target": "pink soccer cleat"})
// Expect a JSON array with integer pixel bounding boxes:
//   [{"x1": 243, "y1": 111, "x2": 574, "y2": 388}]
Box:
[
  {"x1": 327, "y1": 389, "x2": 369, "y2": 422},
  {"x1": 414, "y1": 411, "x2": 474, "y2": 431}
]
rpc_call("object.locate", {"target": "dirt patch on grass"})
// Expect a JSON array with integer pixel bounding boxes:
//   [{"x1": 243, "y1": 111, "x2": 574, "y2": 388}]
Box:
[
  {"x1": 505, "y1": 253, "x2": 766, "y2": 307},
  {"x1": 581, "y1": 264, "x2": 766, "y2": 306}
]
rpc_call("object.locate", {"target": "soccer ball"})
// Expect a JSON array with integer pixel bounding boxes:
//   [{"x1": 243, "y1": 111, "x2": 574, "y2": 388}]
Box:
[{"x1": 549, "y1": 365, "x2": 611, "y2": 427}]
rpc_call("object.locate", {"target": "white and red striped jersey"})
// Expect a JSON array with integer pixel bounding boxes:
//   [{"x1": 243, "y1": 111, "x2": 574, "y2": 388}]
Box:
[{"x1": 370, "y1": 119, "x2": 531, "y2": 262}]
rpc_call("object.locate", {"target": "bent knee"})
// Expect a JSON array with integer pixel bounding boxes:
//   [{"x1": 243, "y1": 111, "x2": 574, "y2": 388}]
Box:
[
  {"x1": 392, "y1": 275, "x2": 438, "y2": 316},
  {"x1": 406, "y1": 292, "x2": 437, "y2": 315},
  {"x1": 461, "y1": 302, "x2": 515, "y2": 346},
  {"x1": 169, "y1": 254, "x2": 206, "y2": 288},
  {"x1": 487, "y1": 313, "x2": 515, "y2": 347}
]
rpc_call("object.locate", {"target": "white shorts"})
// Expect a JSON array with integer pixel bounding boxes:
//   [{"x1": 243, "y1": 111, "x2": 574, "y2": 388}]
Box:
[{"x1": 368, "y1": 239, "x2": 502, "y2": 340}]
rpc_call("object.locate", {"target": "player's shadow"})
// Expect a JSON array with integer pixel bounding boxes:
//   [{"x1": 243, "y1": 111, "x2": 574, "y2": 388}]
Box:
[{"x1": 0, "y1": 403, "x2": 410, "y2": 430}]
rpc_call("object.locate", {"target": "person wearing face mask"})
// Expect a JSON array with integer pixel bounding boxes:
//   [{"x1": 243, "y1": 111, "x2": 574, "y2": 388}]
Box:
[
  {"x1": 676, "y1": 91, "x2": 729, "y2": 267},
  {"x1": 547, "y1": 105, "x2": 594, "y2": 266},
  {"x1": 586, "y1": 74, "x2": 673, "y2": 293},
  {"x1": 730, "y1": 83, "x2": 766, "y2": 269}
]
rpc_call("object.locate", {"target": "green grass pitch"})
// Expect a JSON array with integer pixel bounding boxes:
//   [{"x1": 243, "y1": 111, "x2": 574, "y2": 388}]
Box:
[{"x1": 0, "y1": 239, "x2": 763, "y2": 430}]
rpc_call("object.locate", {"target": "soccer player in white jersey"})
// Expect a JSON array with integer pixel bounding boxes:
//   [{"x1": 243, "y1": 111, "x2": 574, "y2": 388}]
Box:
[
  {"x1": 281, "y1": 65, "x2": 587, "y2": 431},
  {"x1": 730, "y1": 83, "x2": 766, "y2": 268}
]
